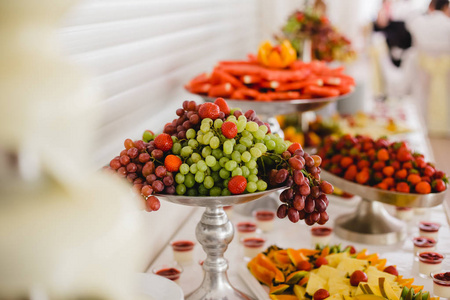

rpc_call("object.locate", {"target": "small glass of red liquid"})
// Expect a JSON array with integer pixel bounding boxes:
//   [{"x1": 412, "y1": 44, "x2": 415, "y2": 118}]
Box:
[
  {"x1": 171, "y1": 240, "x2": 195, "y2": 264},
  {"x1": 254, "y1": 210, "x2": 276, "y2": 232},
  {"x1": 152, "y1": 262, "x2": 183, "y2": 283}
]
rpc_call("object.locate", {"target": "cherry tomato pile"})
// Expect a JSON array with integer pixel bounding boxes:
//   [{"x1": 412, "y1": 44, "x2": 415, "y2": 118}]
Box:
[
  {"x1": 317, "y1": 135, "x2": 448, "y2": 194},
  {"x1": 185, "y1": 57, "x2": 355, "y2": 101}
]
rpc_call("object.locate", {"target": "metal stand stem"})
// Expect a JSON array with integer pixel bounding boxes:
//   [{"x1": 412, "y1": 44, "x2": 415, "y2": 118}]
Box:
[
  {"x1": 186, "y1": 207, "x2": 255, "y2": 300},
  {"x1": 334, "y1": 198, "x2": 406, "y2": 245}
]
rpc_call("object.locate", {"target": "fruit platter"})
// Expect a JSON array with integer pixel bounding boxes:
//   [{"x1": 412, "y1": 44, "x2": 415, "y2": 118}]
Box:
[
  {"x1": 316, "y1": 135, "x2": 447, "y2": 245},
  {"x1": 185, "y1": 40, "x2": 355, "y2": 115},
  {"x1": 243, "y1": 244, "x2": 437, "y2": 300},
  {"x1": 105, "y1": 98, "x2": 337, "y2": 300}
]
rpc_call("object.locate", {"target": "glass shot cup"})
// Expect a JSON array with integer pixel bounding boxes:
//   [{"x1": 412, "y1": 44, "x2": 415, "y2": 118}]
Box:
[
  {"x1": 418, "y1": 252, "x2": 444, "y2": 278},
  {"x1": 170, "y1": 240, "x2": 195, "y2": 264},
  {"x1": 152, "y1": 261, "x2": 183, "y2": 283},
  {"x1": 431, "y1": 270, "x2": 450, "y2": 298},
  {"x1": 254, "y1": 210, "x2": 276, "y2": 232}
]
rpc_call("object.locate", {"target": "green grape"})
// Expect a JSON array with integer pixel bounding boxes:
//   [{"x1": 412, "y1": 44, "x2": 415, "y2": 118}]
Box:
[
  {"x1": 195, "y1": 171, "x2": 205, "y2": 183},
  {"x1": 246, "y1": 159, "x2": 257, "y2": 169},
  {"x1": 266, "y1": 139, "x2": 276, "y2": 151},
  {"x1": 214, "y1": 119, "x2": 223, "y2": 129},
  {"x1": 181, "y1": 140, "x2": 188, "y2": 147},
  {"x1": 211, "y1": 171, "x2": 221, "y2": 183},
  {"x1": 200, "y1": 121, "x2": 211, "y2": 133},
  {"x1": 223, "y1": 178, "x2": 230, "y2": 187},
  {"x1": 226, "y1": 115, "x2": 237, "y2": 124},
  {"x1": 241, "y1": 151, "x2": 251, "y2": 163},
  {"x1": 237, "y1": 119, "x2": 247, "y2": 133},
  {"x1": 191, "y1": 153, "x2": 201, "y2": 163},
  {"x1": 241, "y1": 130, "x2": 252, "y2": 138},
  {"x1": 246, "y1": 121, "x2": 258, "y2": 132},
  {"x1": 251, "y1": 168, "x2": 258, "y2": 175},
  {"x1": 198, "y1": 184, "x2": 209, "y2": 196},
  {"x1": 223, "y1": 140, "x2": 234, "y2": 154},
  {"x1": 234, "y1": 144, "x2": 246, "y2": 153},
  {"x1": 253, "y1": 129, "x2": 265, "y2": 140},
  {"x1": 224, "y1": 160, "x2": 238, "y2": 171},
  {"x1": 210, "y1": 136, "x2": 220, "y2": 149},
  {"x1": 256, "y1": 180, "x2": 267, "y2": 191},
  {"x1": 274, "y1": 141, "x2": 288, "y2": 154},
  {"x1": 254, "y1": 139, "x2": 263, "y2": 144},
  {"x1": 221, "y1": 188, "x2": 232, "y2": 196},
  {"x1": 212, "y1": 149, "x2": 223, "y2": 160},
  {"x1": 176, "y1": 184, "x2": 186, "y2": 195},
  {"x1": 219, "y1": 157, "x2": 229, "y2": 167},
  {"x1": 188, "y1": 139, "x2": 198, "y2": 149},
  {"x1": 172, "y1": 142, "x2": 182, "y2": 155},
  {"x1": 259, "y1": 125, "x2": 268, "y2": 134},
  {"x1": 201, "y1": 146, "x2": 212, "y2": 158},
  {"x1": 175, "y1": 173, "x2": 185, "y2": 184},
  {"x1": 224, "y1": 153, "x2": 232, "y2": 159},
  {"x1": 186, "y1": 128, "x2": 196, "y2": 139},
  {"x1": 142, "y1": 131, "x2": 153, "y2": 142},
  {"x1": 205, "y1": 155, "x2": 216, "y2": 167},
  {"x1": 246, "y1": 181, "x2": 257, "y2": 193},
  {"x1": 248, "y1": 174, "x2": 258, "y2": 183},
  {"x1": 190, "y1": 163, "x2": 198, "y2": 174},
  {"x1": 187, "y1": 189, "x2": 198, "y2": 196},
  {"x1": 211, "y1": 161, "x2": 221, "y2": 171},
  {"x1": 186, "y1": 157, "x2": 194, "y2": 165},
  {"x1": 255, "y1": 143, "x2": 267, "y2": 153},
  {"x1": 196, "y1": 134, "x2": 203, "y2": 144},
  {"x1": 230, "y1": 108, "x2": 242, "y2": 114},
  {"x1": 238, "y1": 115, "x2": 247, "y2": 122},
  {"x1": 241, "y1": 166, "x2": 250, "y2": 177},
  {"x1": 263, "y1": 135, "x2": 271, "y2": 142},
  {"x1": 179, "y1": 163, "x2": 190, "y2": 175},
  {"x1": 239, "y1": 137, "x2": 252, "y2": 148},
  {"x1": 219, "y1": 168, "x2": 230, "y2": 179},
  {"x1": 204, "y1": 176, "x2": 214, "y2": 189},
  {"x1": 202, "y1": 118, "x2": 213, "y2": 125},
  {"x1": 197, "y1": 160, "x2": 208, "y2": 172},
  {"x1": 210, "y1": 187, "x2": 222, "y2": 196},
  {"x1": 171, "y1": 136, "x2": 178, "y2": 143},
  {"x1": 181, "y1": 146, "x2": 193, "y2": 157},
  {"x1": 232, "y1": 167, "x2": 243, "y2": 177},
  {"x1": 231, "y1": 151, "x2": 241, "y2": 163},
  {"x1": 185, "y1": 173, "x2": 195, "y2": 188},
  {"x1": 250, "y1": 147, "x2": 262, "y2": 158},
  {"x1": 203, "y1": 132, "x2": 214, "y2": 144}
]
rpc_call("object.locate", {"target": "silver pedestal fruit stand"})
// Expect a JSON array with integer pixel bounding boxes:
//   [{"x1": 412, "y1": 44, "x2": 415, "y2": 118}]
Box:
[
  {"x1": 199, "y1": 94, "x2": 352, "y2": 216},
  {"x1": 321, "y1": 170, "x2": 447, "y2": 245},
  {"x1": 157, "y1": 187, "x2": 285, "y2": 300}
]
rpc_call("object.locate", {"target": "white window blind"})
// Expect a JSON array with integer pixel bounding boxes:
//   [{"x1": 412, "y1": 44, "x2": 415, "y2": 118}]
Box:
[{"x1": 59, "y1": 0, "x2": 261, "y2": 168}]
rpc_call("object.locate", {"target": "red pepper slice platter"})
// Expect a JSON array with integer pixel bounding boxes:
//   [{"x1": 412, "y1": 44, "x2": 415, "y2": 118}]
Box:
[{"x1": 185, "y1": 55, "x2": 355, "y2": 101}]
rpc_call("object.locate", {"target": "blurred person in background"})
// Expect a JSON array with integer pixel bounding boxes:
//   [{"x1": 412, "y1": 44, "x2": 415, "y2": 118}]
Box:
[
  {"x1": 373, "y1": 0, "x2": 413, "y2": 67},
  {"x1": 407, "y1": 0, "x2": 450, "y2": 55}
]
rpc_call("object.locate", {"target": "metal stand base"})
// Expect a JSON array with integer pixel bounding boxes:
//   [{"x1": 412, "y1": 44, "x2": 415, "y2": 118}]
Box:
[
  {"x1": 187, "y1": 207, "x2": 255, "y2": 300},
  {"x1": 334, "y1": 198, "x2": 406, "y2": 245}
]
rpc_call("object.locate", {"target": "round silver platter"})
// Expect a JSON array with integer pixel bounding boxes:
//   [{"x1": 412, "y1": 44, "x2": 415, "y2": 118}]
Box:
[
  {"x1": 321, "y1": 170, "x2": 446, "y2": 245},
  {"x1": 156, "y1": 187, "x2": 286, "y2": 300},
  {"x1": 200, "y1": 92, "x2": 352, "y2": 116}
]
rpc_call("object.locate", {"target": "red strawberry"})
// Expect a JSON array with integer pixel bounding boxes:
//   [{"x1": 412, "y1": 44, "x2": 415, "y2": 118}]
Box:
[
  {"x1": 154, "y1": 133, "x2": 173, "y2": 152},
  {"x1": 228, "y1": 176, "x2": 247, "y2": 194},
  {"x1": 397, "y1": 147, "x2": 412, "y2": 162},
  {"x1": 288, "y1": 142, "x2": 302, "y2": 154},
  {"x1": 221, "y1": 121, "x2": 238, "y2": 139},
  {"x1": 198, "y1": 102, "x2": 220, "y2": 120},
  {"x1": 214, "y1": 97, "x2": 230, "y2": 115},
  {"x1": 164, "y1": 155, "x2": 182, "y2": 172}
]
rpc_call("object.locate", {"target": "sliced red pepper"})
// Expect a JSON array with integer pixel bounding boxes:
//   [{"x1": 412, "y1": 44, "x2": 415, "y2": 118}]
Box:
[
  {"x1": 190, "y1": 73, "x2": 210, "y2": 85},
  {"x1": 217, "y1": 64, "x2": 264, "y2": 76},
  {"x1": 335, "y1": 84, "x2": 354, "y2": 95},
  {"x1": 303, "y1": 85, "x2": 339, "y2": 98},
  {"x1": 241, "y1": 75, "x2": 262, "y2": 84},
  {"x1": 267, "y1": 91, "x2": 301, "y2": 100},
  {"x1": 256, "y1": 93, "x2": 271, "y2": 101},
  {"x1": 208, "y1": 83, "x2": 234, "y2": 98},
  {"x1": 275, "y1": 79, "x2": 323, "y2": 92},
  {"x1": 212, "y1": 69, "x2": 245, "y2": 89},
  {"x1": 240, "y1": 88, "x2": 260, "y2": 99},
  {"x1": 186, "y1": 82, "x2": 211, "y2": 94},
  {"x1": 258, "y1": 81, "x2": 280, "y2": 89},
  {"x1": 260, "y1": 69, "x2": 309, "y2": 82}
]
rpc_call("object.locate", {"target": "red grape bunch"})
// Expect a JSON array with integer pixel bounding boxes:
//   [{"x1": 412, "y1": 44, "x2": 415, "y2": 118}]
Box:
[{"x1": 266, "y1": 142, "x2": 334, "y2": 225}]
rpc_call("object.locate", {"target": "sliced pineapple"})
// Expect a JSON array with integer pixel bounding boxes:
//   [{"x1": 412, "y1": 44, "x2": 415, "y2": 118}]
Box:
[
  {"x1": 337, "y1": 258, "x2": 370, "y2": 275},
  {"x1": 326, "y1": 252, "x2": 350, "y2": 268},
  {"x1": 306, "y1": 272, "x2": 328, "y2": 296}
]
